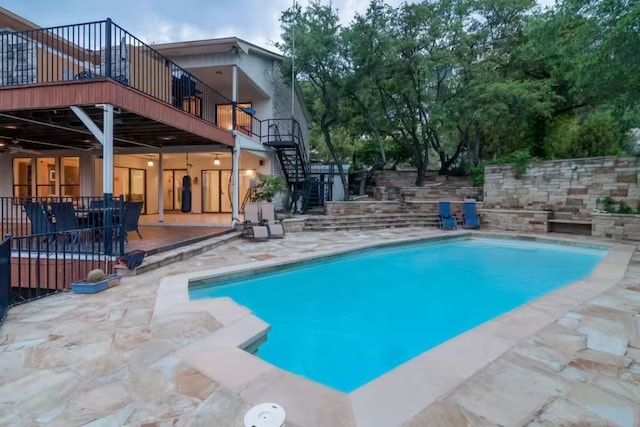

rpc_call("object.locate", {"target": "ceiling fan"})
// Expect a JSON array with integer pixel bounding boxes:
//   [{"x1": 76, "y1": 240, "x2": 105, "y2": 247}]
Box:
[{"x1": 3, "y1": 139, "x2": 43, "y2": 155}]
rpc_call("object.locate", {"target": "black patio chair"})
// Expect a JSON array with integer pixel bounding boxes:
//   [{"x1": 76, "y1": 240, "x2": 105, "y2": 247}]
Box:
[
  {"x1": 121, "y1": 201, "x2": 143, "y2": 242},
  {"x1": 50, "y1": 202, "x2": 83, "y2": 244},
  {"x1": 23, "y1": 202, "x2": 57, "y2": 246}
]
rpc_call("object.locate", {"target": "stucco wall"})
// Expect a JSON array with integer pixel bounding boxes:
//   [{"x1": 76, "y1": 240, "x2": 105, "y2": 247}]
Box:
[{"x1": 484, "y1": 157, "x2": 640, "y2": 218}]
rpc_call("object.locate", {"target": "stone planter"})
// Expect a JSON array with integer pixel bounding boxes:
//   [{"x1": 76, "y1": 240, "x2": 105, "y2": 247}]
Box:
[
  {"x1": 71, "y1": 274, "x2": 122, "y2": 294},
  {"x1": 592, "y1": 213, "x2": 640, "y2": 241}
]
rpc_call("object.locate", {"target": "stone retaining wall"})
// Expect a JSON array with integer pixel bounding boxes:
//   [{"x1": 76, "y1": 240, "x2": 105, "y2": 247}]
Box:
[
  {"x1": 373, "y1": 170, "x2": 475, "y2": 201},
  {"x1": 592, "y1": 213, "x2": 640, "y2": 241},
  {"x1": 484, "y1": 156, "x2": 640, "y2": 218},
  {"x1": 478, "y1": 209, "x2": 551, "y2": 233}
]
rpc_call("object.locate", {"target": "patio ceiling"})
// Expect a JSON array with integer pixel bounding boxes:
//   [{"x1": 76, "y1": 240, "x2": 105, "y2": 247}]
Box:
[{"x1": 0, "y1": 106, "x2": 231, "y2": 152}]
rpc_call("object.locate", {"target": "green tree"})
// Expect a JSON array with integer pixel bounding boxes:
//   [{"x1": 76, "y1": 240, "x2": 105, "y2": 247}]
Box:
[{"x1": 278, "y1": 1, "x2": 350, "y2": 199}]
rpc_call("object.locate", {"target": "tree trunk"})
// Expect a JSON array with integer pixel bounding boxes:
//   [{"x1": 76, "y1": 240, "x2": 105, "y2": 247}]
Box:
[
  {"x1": 472, "y1": 121, "x2": 482, "y2": 165},
  {"x1": 321, "y1": 123, "x2": 349, "y2": 201},
  {"x1": 358, "y1": 171, "x2": 367, "y2": 196},
  {"x1": 415, "y1": 163, "x2": 426, "y2": 186}
]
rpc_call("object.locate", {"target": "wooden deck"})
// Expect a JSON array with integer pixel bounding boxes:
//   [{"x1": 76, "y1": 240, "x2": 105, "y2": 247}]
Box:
[{"x1": 124, "y1": 225, "x2": 232, "y2": 255}]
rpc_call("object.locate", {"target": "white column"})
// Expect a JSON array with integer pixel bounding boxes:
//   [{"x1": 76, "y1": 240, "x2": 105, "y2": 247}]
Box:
[
  {"x1": 102, "y1": 104, "x2": 114, "y2": 197},
  {"x1": 158, "y1": 151, "x2": 164, "y2": 222},
  {"x1": 231, "y1": 65, "x2": 240, "y2": 227}
]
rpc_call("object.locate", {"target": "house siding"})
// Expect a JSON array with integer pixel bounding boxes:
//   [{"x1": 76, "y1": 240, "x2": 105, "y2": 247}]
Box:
[{"x1": 270, "y1": 61, "x2": 309, "y2": 151}]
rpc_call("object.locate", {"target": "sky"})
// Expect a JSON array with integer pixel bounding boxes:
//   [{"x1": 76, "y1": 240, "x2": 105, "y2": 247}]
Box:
[{"x1": 2, "y1": 0, "x2": 556, "y2": 52}]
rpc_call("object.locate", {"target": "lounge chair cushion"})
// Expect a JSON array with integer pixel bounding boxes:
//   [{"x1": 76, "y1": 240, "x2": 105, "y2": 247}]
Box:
[
  {"x1": 266, "y1": 223, "x2": 285, "y2": 238},
  {"x1": 252, "y1": 225, "x2": 269, "y2": 239}
]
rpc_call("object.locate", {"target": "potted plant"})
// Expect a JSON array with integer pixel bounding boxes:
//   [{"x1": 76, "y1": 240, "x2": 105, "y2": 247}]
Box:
[
  {"x1": 255, "y1": 174, "x2": 286, "y2": 202},
  {"x1": 71, "y1": 268, "x2": 122, "y2": 294}
]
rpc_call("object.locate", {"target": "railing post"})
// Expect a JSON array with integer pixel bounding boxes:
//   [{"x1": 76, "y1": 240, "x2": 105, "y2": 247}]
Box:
[
  {"x1": 105, "y1": 18, "x2": 113, "y2": 78},
  {"x1": 232, "y1": 64, "x2": 238, "y2": 131},
  {"x1": 118, "y1": 195, "x2": 125, "y2": 257}
]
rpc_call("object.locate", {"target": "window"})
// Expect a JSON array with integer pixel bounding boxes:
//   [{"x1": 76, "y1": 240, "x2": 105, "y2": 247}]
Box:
[
  {"x1": 36, "y1": 158, "x2": 56, "y2": 197},
  {"x1": 60, "y1": 157, "x2": 80, "y2": 197},
  {"x1": 13, "y1": 158, "x2": 32, "y2": 198},
  {"x1": 216, "y1": 103, "x2": 252, "y2": 134}
]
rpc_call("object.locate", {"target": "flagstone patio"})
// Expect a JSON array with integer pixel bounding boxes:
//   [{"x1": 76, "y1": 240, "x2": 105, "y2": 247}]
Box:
[{"x1": 1, "y1": 229, "x2": 639, "y2": 426}]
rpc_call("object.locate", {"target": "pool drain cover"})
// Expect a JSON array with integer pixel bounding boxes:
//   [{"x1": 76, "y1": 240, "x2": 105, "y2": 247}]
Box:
[{"x1": 244, "y1": 403, "x2": 286, "y2": 427}]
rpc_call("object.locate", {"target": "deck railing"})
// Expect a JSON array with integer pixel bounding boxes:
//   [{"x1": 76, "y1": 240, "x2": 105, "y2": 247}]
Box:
[
  {"x1": 0, "y1": 196, "x2": 125, "y2": 257},
  {"x1": 0, "y1": 232, "x2": 114, "y2": 325},
  {"x1": 0, "y1": 238, "x2": 9, "y2": 323}
]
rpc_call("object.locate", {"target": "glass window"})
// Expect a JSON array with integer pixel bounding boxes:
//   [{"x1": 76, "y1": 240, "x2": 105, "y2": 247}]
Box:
[
  {"x1": 60, "y1": 157, "x2": 80, "y2": 197},
  {"x1": 13, "y1": 158, "x2": 32, "y2": 198},
  {"x1": 113, "y1": 167, "x2": 130, "y2": 199},
  {"x1": 36, "y1": 158, "x2": 56, "y2": 197},
  {"x1": 216, "y1": 103, "x2": 252, "y2": 133}
]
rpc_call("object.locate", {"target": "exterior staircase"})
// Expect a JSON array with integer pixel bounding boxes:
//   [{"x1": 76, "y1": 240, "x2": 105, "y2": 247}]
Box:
[
  {"x1": 303, "y1": 213, "x2": 439, "y2": 232},
  {"x1": 261, "y1": 118, "x2": 312, "y2": 210}
]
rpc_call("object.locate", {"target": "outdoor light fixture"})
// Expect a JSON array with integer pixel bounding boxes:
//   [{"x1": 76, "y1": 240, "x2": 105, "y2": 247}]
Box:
[
  {"x1": 213, "y1": 155, "x2": 221, "y2": 166},
  {"x1": 147, "y1": 159, "x2": 154, "y2": 167},
  {"x1": 245, "y1": 169, "x2": 255, "y2": 177}
]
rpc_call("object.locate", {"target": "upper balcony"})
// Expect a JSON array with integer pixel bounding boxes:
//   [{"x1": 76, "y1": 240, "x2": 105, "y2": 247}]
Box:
[{"x1": 0, "y1": 19, "x2": 264, "y2": 149}]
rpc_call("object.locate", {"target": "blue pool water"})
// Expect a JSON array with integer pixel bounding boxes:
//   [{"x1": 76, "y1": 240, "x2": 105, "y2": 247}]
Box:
[{"x1": 190, "y1": 238, "x2": 605, "y2": 392}]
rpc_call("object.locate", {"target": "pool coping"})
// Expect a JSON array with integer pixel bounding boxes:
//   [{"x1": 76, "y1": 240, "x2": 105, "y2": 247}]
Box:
[{"x1": 154, "y1": 231, "x2": 635, "y2": 427}]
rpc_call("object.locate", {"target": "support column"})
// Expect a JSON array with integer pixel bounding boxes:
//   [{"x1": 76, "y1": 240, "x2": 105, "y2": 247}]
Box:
[
  {"x1": 231, "y1": 65, "x2": 240, "y2": 227},
  {"x1": 102, "y1": 104, "x2": 114, "y2": 256},
  {"x1": 158, "y1": 151, "x2": 164, "y2": 222},
  {"x1": 232, "y1": 144, "x2": 240, "y2": 227}
]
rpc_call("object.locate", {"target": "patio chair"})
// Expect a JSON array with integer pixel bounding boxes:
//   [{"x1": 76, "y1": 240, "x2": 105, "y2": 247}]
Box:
[
  {"x1": 462, "y1": 200, "x2": 481, "y2": 229},
  {"x1": 50, "y1": 202, "x2": 84, "y2": 244},
  {"x1": 437, "y1": 201, "x2": 458, "y2": 230},
  {"x1": 259, "y1": 202, "x2": 285, "y2": 239},
  {"x1": 89, "y1": 199, "x2": 104, "y2": 210},
  {"x1": 242, "y1": 202, "x2": 269, "y2": 241},
  {"x1": 24, "y1": 202, "x2": 57, "y2": 246},
  {"x1": 121, "y1": 201, "x2": 144, "y2": 242}
]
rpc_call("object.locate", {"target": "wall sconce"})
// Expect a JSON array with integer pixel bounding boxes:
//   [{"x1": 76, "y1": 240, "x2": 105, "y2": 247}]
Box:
[
  {"x1": 213, "y1": 155, "x2": 221, "y2": 166},
  {"x1": 245, "y1": 169, "x2": 255, "y2": 177},
  {"x1": 193, "y1": 177, "x2": 199, "y2": 185},
  {"x1": 147, "y1": 160, "x2": 154, "y2": 167}
]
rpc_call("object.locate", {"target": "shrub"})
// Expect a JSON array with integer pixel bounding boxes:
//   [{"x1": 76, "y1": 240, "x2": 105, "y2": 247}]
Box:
[{"x1": 86, "y1": 269, "x2": 107, "y2": 283}]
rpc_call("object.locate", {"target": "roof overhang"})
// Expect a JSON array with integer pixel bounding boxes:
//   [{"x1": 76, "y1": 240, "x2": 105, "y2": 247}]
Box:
[{"x1": 153, "y1": 37, "x2": 283, "y2": 61}]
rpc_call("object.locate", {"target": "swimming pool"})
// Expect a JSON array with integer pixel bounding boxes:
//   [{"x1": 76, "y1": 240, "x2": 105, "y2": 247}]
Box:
[{"x1": 190, "y1": 237, "x2": 606, "y2": 392}]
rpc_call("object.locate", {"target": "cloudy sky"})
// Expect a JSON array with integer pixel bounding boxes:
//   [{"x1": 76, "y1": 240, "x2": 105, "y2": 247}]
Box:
[{"x1": 3, "y1": 0, "x2": 556, "y2": 51}]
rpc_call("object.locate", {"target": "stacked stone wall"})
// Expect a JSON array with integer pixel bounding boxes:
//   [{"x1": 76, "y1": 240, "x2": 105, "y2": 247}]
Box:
[{"x1": 484, "y1": 157, "x2": 640, "y2": 219}]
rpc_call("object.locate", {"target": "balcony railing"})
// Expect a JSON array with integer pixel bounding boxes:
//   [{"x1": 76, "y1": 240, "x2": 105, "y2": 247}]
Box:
[{"x1": 0, "y1": 19, "x2": 236, "y2": 128}]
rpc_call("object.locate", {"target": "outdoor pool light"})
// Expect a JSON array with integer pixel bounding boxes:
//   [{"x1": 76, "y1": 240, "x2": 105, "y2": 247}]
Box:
[{"x1": 213, "y1": 155, "x2": 221, "y2": 166}]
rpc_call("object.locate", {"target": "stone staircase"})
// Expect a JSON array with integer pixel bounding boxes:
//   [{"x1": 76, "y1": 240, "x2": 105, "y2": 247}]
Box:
[{"x1": 303, "y1": 213, "x2": 440, "y2": 232}]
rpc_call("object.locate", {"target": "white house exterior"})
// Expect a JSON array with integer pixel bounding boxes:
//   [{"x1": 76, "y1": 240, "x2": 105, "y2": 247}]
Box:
[{"x1": 0, "y1": 8, "x2": 310, "y2": 225}]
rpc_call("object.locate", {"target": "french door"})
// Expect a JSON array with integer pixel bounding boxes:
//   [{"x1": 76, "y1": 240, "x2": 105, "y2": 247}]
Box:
[
  {"x1": 163, "y1": 169, "x2": 188, "y2": 211},
  {"x1": 201, "y1": 169, "x2": 252, "y2": 213}
]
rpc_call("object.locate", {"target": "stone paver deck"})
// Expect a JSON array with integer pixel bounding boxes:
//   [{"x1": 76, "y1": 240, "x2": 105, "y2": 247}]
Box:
[{"x1": 1, "y1": 228, "x2": 639, "y2": 426}]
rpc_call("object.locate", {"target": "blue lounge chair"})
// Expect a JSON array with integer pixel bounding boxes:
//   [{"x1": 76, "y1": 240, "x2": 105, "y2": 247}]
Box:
[
  {"x1": 463, "y1": 201, "x2": 481, "y2": 229},
  {"x1": 438, "y1": 201, "x2": 457, "y2": 230}
]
